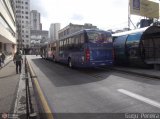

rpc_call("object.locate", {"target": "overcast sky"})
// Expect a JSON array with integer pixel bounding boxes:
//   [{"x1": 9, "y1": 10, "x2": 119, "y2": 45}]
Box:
[{"x1": 30, "y1": 0, "x2": 141, "y2": 31}]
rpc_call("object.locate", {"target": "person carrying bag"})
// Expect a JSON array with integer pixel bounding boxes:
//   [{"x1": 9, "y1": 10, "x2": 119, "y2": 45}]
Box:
[{"x1": 13, "y1": 50, "x2": 23, "y2": 74}]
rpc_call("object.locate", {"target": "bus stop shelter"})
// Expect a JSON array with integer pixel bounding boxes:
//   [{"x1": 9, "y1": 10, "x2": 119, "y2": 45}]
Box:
[{"x1": 113, "y1": 26, "x2": 160, "y2": 69}]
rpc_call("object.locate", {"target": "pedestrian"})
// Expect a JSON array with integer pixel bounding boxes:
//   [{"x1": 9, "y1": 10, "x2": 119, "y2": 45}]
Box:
[
  {"x1": 13, "y1": 50, "x2": 23, "y2": 74},
  {"x1": 1, "y1": 52, "x2": 5, "y2": 65},
  {"x1": 0, "y1": 53, "x2": 2, "y2": 68},
  {"x1": 35, "y1": 51, "x2": 38, "y2": 56}
]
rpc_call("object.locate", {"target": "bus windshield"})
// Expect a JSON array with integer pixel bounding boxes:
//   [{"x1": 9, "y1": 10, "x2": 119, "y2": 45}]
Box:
[{"x1": 87, "y1": 31, "x2": 112, "y2": 43}]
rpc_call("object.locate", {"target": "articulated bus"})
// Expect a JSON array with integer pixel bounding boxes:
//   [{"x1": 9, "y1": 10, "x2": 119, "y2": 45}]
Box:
[
  {"x1": 41, "y1": 29, "x2": 114, "y2": 68},
  {"x1": 40, "y1": 41, "x2": 57, "y2": 61}
]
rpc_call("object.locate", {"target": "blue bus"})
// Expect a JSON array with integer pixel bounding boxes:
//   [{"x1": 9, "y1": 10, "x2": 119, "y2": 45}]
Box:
[{"x1": 49, "y1": 29, "x2": 113, "y2": 68}]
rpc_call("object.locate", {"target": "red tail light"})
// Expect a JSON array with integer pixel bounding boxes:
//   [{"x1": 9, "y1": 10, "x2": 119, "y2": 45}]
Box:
[{"x1": 85, "y1": 48, "x2": 90, "y2": 61}]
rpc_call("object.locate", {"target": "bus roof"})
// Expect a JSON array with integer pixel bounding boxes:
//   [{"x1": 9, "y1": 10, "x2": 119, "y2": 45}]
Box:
[{"x1": 60, "y1": 29, "x2": 111, "y2": 40}]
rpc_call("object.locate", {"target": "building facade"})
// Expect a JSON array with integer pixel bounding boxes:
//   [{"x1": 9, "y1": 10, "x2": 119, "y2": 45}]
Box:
[
  {"x1": 30, "y1": 30, "x2": 48, "y2": 54},
  {"x1": 14, "y1": 0, "x2": 30, "y2": 49},
  {"x1": 30, "y1": 10, "x2": 41, "y2": 30},
  {"x1": 49, "y1": 23, "x2": 60, "y2": 41},
  {"x1": 58, "y1": 23, "x2": 97, "y2": 39},
  {"x1": 30, "y1": 30, "x2": 48, "y2": 47},
  {"x1": 0, "y1": 0, "x2": 16, "y2": 55}
]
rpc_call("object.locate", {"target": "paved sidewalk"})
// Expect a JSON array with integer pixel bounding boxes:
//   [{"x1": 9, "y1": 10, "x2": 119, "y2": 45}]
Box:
[{"x1": 0, "y1": 61, "x2": 20, "y2": 113}]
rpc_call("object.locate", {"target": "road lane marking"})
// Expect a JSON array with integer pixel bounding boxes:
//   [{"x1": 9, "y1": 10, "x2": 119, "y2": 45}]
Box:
[{"x1": 118, "y1": 89, "x2": 160, "y2": 109}]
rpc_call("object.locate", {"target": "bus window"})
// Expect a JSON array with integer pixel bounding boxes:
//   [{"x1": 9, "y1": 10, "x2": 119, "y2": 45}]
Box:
[
  {"x1": 69, "y1": 38, "x2": 72, "y2": 45},
  {"x1": 77, "y1": 35, "x2": 81, "y2": 44},
  {"x1": 64, "y1": 39, "x2": 66, "y2": 46},
  {"x1": 87, "y1": 31, "x2": 112, "y2": 43},
  {"x1": 87, "y1": 32, "x2": 98, "y2": 43},
  {"x1": 66, "y1": 38, "x2": 69, "y2": 45},
  {"x1": 76, "y1": 37, "x2": 79, "y2": 45},
  {"x1": 80, "y1": 35, "x2": 84, "y2": 43},
  {"x1": 71, "y1": 37, "x2": 74, "y2": 44}
]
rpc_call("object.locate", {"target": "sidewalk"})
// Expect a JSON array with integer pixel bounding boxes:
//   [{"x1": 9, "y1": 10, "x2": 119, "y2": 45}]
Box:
[
  {"x1": 0, "y1": 60, "x2": 20, "y2": 113},
  {"x1": 0, "y1": 56, "x2": 38, "y2": 118}
]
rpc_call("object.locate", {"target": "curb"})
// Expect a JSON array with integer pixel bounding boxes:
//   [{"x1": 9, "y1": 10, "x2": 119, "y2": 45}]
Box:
[
  {"x1": 27, "y1": 58, "x2": 54, "y2": 119},
  {"x1": 112, "y1": 67, "x2": 160, "y2": 79}
]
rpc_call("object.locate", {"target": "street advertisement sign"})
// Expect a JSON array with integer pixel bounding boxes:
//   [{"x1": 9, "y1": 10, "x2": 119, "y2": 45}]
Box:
[{"x1": 130, "y1": 0, "x2": 160, "y2": 18}]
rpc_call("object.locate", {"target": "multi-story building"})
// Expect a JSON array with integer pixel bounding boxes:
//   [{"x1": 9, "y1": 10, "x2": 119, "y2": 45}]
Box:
[
  {"x1": 58, "y1": 23, "x2": 97, "y2": 39},
  {"x1": 0, "y1": 0, "x2": 16, "y2": 55},
  {"x1": 49, "y1": 23, "x2": 60, "y2": 41},
  {"x1": 30, "y1": 30, "x2": 48, "y2": 54},
  {"x1": 30, "y1": 10, "x2": 41, "y2": 30},
  {"x1": 30, "y1": 9, "x2": 48, "y2": 54},
  {"x1": 14, "y1": 0, "x2": 30, "y2": 50},
  {"x1": 30, "y1": 30, "x2": 48, "y2": 46}
]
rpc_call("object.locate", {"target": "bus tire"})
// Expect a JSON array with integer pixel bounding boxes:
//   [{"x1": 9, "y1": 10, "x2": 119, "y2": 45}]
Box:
[
  {"x1": 53, "y1": 55, "x2": 56, "y2": 62},
  {"x1": 53, "y1": 58, "x2": 56, "y2": 62},
  {"x1": 68, "y1": 58, "x2": 72, "y2": 68}
]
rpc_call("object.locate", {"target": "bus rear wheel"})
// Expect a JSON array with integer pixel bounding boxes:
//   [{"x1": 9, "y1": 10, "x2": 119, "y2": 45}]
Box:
[
  {"x1": 68, "y1": 58, "x2": 72, "y2": 68},
  {"x1": 53, "y1": 55, "x2": 56, "y2": 62}
]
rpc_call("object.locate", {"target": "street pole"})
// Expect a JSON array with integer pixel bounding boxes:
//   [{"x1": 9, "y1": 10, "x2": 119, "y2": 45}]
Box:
[{"x1": 128, "y1": 0, "x2": 130, "y2": 30}]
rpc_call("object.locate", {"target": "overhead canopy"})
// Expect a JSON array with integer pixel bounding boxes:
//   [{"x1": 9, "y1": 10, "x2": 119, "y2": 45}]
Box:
[
  {"x1": 113, "y1": 26, "x2": 160, "y2": 38},
  {"x1": 143, "y1": 25, "x2": 160, "y2": 35}
]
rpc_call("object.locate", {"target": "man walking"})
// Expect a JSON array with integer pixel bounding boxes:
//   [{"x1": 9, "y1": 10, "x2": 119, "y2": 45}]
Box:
[
  {"x1": 13, "y1": 50, "x2": 23, "y2": 74},
  {"x1": 0, "y1": 53, "x2": 2, "y2": 68},
  {"x1": 1, "y1": 52, "x2": 5, "y2": 66}
]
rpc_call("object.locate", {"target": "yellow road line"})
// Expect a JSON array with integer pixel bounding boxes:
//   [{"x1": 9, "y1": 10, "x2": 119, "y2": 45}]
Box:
[{"x1": 27, "y1": 60, "x2": 54, "y2": 119}]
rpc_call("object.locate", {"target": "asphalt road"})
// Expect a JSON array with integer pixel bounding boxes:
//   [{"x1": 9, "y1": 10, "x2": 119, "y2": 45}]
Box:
[{"x1": 27, "y1": 55, "x2": 160, "y2": 114}]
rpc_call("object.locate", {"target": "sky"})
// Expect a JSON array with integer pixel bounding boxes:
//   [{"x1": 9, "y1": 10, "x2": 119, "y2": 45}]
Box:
[{"x1": 30, "y1": 0, "x2": 142, "y2": 31}]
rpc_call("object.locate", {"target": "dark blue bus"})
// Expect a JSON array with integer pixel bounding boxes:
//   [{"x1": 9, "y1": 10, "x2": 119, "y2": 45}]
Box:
[{"x1": 54, "y1": 29, "x2": 114, "y2": 68}]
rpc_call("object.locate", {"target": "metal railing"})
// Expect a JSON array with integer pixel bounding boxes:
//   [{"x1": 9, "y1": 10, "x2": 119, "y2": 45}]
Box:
[{"x1": 24, "y1": 56, "x2": 37, "y2": 119}]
